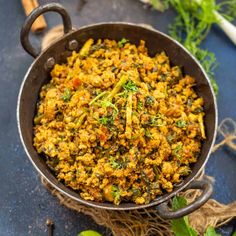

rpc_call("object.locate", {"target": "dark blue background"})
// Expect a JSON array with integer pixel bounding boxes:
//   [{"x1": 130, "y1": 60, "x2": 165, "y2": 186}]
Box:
[{"x1": 0, "y1": 0, "x2": 235, "y2": 235}]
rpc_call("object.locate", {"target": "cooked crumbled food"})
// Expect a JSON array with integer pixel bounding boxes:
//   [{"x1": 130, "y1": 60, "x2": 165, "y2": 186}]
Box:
[{"x1": 33, "y1": 38, "x2": 205, "y2": 205}]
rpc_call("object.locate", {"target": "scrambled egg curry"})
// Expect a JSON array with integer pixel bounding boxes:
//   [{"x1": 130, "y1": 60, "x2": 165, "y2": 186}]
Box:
[{"x1": 33, "y1": 39, "x2": 205, "y2": 205}]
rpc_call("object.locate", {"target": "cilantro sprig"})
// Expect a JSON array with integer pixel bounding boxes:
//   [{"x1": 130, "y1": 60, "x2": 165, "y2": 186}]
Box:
[
  {"x1": 118, "y1": 38, "x2": 129, "y2": 48},
  {"x1": 176, "y1": 119, "x2": 187, "y2": 128}
]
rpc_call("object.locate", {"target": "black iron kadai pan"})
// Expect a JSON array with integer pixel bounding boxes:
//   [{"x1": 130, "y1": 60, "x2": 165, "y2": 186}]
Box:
[{"x1": 17, "y1": 3, "x2": 217, "y2": 219}]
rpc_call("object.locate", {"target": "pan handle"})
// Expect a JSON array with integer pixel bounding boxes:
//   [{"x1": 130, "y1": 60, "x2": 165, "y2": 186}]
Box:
[
  {"x1": 20, "y1": 3, "x2": 72, "y2": 58},
  {"x1": 155, "y1": 178, "x2": 213, "y2": 219}
]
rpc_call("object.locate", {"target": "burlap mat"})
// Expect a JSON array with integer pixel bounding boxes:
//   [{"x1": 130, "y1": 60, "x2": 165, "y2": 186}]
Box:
[{"x1": 40, "y1": 25, "x2": 236, "y2": 235}]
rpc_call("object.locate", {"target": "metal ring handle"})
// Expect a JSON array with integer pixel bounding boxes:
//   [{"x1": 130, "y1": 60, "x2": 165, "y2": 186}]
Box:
[
  {"x1": 156, "y1": 178, "x2": 213, "y2": 219},
  {"x1": 20, "y1": 3, "x2": 72, "y2": 58}
]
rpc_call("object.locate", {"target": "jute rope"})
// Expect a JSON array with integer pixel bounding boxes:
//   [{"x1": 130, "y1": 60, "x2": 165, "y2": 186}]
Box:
[
  {"x1": 41, "y1": 173, "x2": 236, "y2": 235},
  {"x1": 40, "y1": 26, "x2": 236, "y2": 235},
  {"x1": 212, "y1": 118, "x2": 236, "y2": 153}
]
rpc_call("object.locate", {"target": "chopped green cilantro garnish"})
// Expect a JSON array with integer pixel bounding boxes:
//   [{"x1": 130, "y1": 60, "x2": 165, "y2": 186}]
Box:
[
  {"x1": 61, "y1": 88, "x2": 71, "y2": 102},
  {"x1": 145, "y1": 129, "x2": 152, "y2": 138},
  {"x1": 148, "y1": 115, "x2": 166, "y2": 127},
  {"x1": 111, "y1": 185, "x2": 120, "y2": 204},
  {"x1": 99, "y1": 116, "x2": 114, "y2": 126},
  {"x1": 137, "y1": 101, "x2": 143, "y2": 111},
  {"x1": 110, "y1": 159, "x2": 123, "y2": 169},
  {"x1": 176, "y1": 120, "x2": 187, "y2": 128},
  {"x1": 122, "y1": 79, "x2": 138, "y2": 93},
  {"x1": 173, "y1": 144, "x2": 183, "y2": 159},
  {"x1": 118, "y1": 38, "x2": 129, "y2": 48}
]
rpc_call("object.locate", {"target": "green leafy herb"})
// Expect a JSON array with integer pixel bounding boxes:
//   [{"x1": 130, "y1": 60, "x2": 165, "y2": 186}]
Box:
[
  {"x1": 232, "y1": 231, "x2": 236, "y2": 236},
  {"x1": 137, "y1": 101, "x2": 143, "y2": 111},
  {"x1": 99, "y1": 116, "x2": 114, "y2": 126},
  {"x1": 111, "y1": 185, "x2": 121, "y2": 204},
  {"x1": 171, "y1": 196, "x2": 198, "y2": 236},
  {"x1": 61, "y1": 88, "x2": 71, "y2": 102},
  {"x1": 204, "y1": 226, "x2": 221, "y2": 236},
  {"x1": 122, "y1": 79, "x2": 138, "y2": 92},
  {"x1": 148, "y1": 0, "x2": 236, "y2": 95},
  {"x1": 78, "y1": 230, "x2": 102, "y2": 236},
  {"x1": 101, "y1": 100, "x2": 119, "y2": 114},
  {"x1": 145, "y1": 128, "x2": 152, "y2": 138},
  {"x1": 176, "y1": 119, "x2": 187, "y2": 128},
  {"x1": 89, "y1": 92, "x2": 119, "y2": 126},
  {"x1": 89, "y1": 43, "x2": 106, "y2": 54},
  {"x1": 193, "y1": 107, "x2": 204, "y2": 114},
  {"x1": 171, "y1": 196, "x2": 221, "y2": 236},
  {"x1": 110, "y1": 157, "x2": 123, "y2": 169},
  {"x1": 168, "y1": 0, "x2": 220, "y2": 94},
  {"x1": 173, "y1": 143, "x2": 183, "y2": 159},
  {"x1": 172, "y1": 195, "x2": 187, "y2": 211},
  {"x1": 99, "y1": 100, "x2": 119, "y2": 127},
  {"x1": 179, "y1": 166, "x2": 191, "y2": 176},
  {"x1": 111, "y1": 160, "x2": 122, "y2": 169},
  {"x1": 149, "y1": 115, "x2": 166, "y2": 127},
  {"x1": 145, "y1": 95, "x2": 155, "y2": 106},
  {"x1": 218, "y1": 1, "x2": 236, "y2": 21},
  {"x1": 132, "y1": 187, "x2": 141, "y2": 197},
  {"x1": 99, "y1": 117, "x2": 108, "y2": 125},
  {"x1": 118, "y1": 38, "x2": 129, "y2": 48}
]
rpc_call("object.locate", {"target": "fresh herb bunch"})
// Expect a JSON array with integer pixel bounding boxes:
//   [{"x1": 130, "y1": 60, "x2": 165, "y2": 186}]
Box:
[
  {"x1": 171, "y1": 196, "x2": 221, "y2": 236},
  {"x1": 149, "y1": 0, "x2": 236, "y2": 94}
]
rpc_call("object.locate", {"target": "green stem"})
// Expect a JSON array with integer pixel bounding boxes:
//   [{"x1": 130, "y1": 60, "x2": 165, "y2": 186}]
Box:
[
  {"x1": 89, "y1": 91, "x2": 108, "y2": 105},
  {"x1": 75, "y1": 113, "x2": 87, "y2": 128},
  {"x1": 106, "y1": 75, "x2": 129, "y2": 101},
  {"x1": 125, "y1": 92, "x2": 133, "y2": 139}
]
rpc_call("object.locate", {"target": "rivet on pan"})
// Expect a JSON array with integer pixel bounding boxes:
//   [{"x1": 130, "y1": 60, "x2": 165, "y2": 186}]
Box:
[
  {"x1": 44, "y1": 57, "x2": 55, "y2": 70},
  {"x1": 46, "y1": 219, "x2": 54, "y2": 236},
  {"x1": 68, "y1": 40, "x2": 78, "y2": 51}
]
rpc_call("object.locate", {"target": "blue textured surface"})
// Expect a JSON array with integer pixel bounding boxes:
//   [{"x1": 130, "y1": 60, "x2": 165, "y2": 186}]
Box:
[{"x1": 0, "y1": 0, "x2": 235, "y2": 235}]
